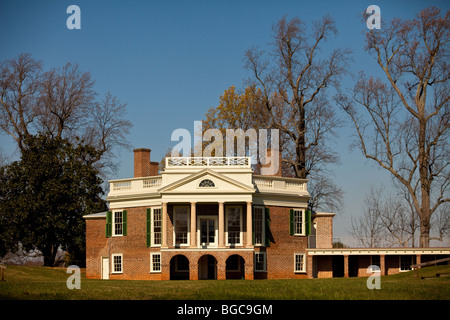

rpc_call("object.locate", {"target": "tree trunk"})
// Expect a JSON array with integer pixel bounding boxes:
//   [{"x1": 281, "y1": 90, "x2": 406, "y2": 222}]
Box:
[{"x1": 419, "y1": 215, "x2": 431, "y2": 248}]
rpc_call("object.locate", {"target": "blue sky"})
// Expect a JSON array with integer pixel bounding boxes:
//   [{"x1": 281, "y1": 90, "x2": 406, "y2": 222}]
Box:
[{"x1": 1, "y1": 0, "x2": 448, "y2": 241}]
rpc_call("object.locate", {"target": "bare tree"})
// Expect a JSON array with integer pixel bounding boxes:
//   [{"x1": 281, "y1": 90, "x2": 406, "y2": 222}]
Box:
[
  {"x1": 351, "y1": 186, "x2": 419, "y2": 247},
  {"x1": 0, "y1": 53, "x2": 132, "y2": 175},
  {"x1": 338, "y1": 8, "x2": 449, "y2": 247},
  {"x1": 351, "y1": 187, "x2": 386, "y2": 247},
  {"x1": 243, "y1": 16, "x2": 351, "y2": 211}
]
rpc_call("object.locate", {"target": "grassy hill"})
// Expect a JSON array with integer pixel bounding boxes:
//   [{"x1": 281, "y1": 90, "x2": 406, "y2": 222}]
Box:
[{"x1": 0, "y1": 264, "x2": 449, "y2": 300}]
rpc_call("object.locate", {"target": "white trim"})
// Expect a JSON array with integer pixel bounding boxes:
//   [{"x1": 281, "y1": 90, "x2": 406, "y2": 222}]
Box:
[
  {"x1": 293, "y1": 208, "x2": 305, "y2": 236},
  {"x1": 173, "y1": 205, "x2": 190, "y2": 247},
  {"x1": 254, "y1": 252, "x2": 267, "y2": 272},
  {"x1": 112, "y1": 210, "x2": 124, "y2": 237},
  {"x1": 294, "y1": 253, "x2": 306, "y2": 273},
  {"x1": 307, "y1": 248, "x2": 450, "y2": 255},
  {"x1": 111, "y1": 253, "x2": 123, "y2": 274},
  {"x1": 225, "y1": 205, "x2": 243, "y2": 246},
  {"x1": 197, "y1": 215, "x2": 218, "y2": 248},
  {"x1": 151, "y1": 207, "x2": 162, "y2": 247},
  {"x1": 160, "y1": 248, "x2": 254, "y2": 252},
  {"x1": 150, "y1": 252, "x2": 161, "y2": 273},
  {"x1": 101, "y1": 256, "x2": 109, "y2": 279}
]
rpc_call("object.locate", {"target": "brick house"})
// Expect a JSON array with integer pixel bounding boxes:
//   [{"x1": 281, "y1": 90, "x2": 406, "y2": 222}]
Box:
[{"x1": 84, "y1": 148, "x2": 450, "y2": 280}]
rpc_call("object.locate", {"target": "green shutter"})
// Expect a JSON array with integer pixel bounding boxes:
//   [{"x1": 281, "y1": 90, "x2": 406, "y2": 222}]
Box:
[
  {"x1": 146, "y1": 208, "x2": 151, "y2": 247},
  {"x1": 305, "y1": 209, "x2": 311, "y2": 236},
  {"x1": 122, "y1": 210, "x2": 127, "y2": 236},
  {"x1": 289, "y1": 209, "x2": 294, "y2": 236},
  {"x1": 106, "y1": 211, "x2": 112, "y2": 237},
  {"x1": 265, "y1": 207, "x2": 271, "y2": 247}
]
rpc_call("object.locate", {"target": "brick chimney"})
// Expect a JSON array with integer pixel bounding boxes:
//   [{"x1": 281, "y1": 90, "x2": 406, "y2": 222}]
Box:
[{"x1": 134, "y1": 148, "x2": 151, "y2": 177}]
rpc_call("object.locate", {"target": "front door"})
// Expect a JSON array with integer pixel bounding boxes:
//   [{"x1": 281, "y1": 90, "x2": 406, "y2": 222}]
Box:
[
  {"x1": 198, "y1": 216, "x2": 217, "y2": 247},
  {"x1": 102, "y1": 257, "x2": 109, "y2": 280}
]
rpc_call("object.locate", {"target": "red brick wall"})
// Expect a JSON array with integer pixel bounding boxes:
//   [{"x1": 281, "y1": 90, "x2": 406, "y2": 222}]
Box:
[
  {"x1": 86, "y1": 204, "x2": 315, "y2": 280},
  {"x1": 86, "y1": 207, "x2": 161, "y2": 280},
  {"x1": 312, "y1": 215, "x2": 333, "y2": 248},
  {"x1": 265, "y1": 206, "x2": 308, "y2": 279}
]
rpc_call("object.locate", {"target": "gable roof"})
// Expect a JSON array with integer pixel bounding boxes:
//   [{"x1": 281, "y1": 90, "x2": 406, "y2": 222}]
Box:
[{"x1": 158, "y1": 168, "x2": 255, "y2": 194}]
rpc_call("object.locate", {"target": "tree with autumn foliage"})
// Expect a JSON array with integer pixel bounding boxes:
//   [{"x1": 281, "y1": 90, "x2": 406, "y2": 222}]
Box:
[{"x1": 203, "y1": 16, "x2": 352, "y2": 212}]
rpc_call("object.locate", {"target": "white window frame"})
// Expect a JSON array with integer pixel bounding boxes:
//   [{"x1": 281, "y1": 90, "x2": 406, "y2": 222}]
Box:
[
  {"x1": 151, "y1": 207, "x2": 162, "y2": 247},
  {"x1": 111, "y1": 253, "x2": 123, "y2": 274},
  {"x1": 112, "y1": 210, "x2": 124, "y2": 237},
  {"x1": 225, "y1": 205, "x2": 243, "y2": 246},
  {"x1": 150, "y1": 252, "x2": 161, "y2": 273},
  {"x1": 173, "y1": 205, "x2": 190, "y2": 247},
  {"x1": 293, "y1": 209, "x2": 305, "y2": 236},
  {"x1": 197, "y1": 215, "x2": 218, "y2": 248},
  {"x1": 294, "y1": 253, "x2": 306, "y2": 273},
  {"x1": 253, "y1": 206, "x2": 265, "y2": 246},
  {"x1": 254, "y1": 252, "x2": 266, "y2": 272}
]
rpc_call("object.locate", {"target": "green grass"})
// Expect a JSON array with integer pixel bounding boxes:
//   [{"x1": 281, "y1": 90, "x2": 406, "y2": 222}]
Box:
[{"x1": 0, "y1": 265, "x2": 449, "y2": 300}]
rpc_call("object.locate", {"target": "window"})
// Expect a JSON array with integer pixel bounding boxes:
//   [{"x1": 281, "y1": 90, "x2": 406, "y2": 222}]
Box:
[
  {"x1": 174, "y1": 206, "x2": 190, "y2": 246},
  {"x1": 152, "y1": 208, "x2": 162, "y2": 246},
  {"x1": 254, "y1": 252, "x2": 266, "y2": 272},
  {"x1": 226, "y1": 206, "x2": 242, "y2": 246},
  {"x1": 150, "y1": 253, "x2": 161, "y2": 273},
  {"x1": 253, "y1": 207, "x2": 264, "y2": 245},
  {"x1": 400, "y1": 255, "x2": 415, "y2": 271},
  {"x1": 293, "y1": 209, "x2": 304, "y2": 235},
  {"x1": 290, "y1": 209, "x2": 304, "y2": 236},
  {"x1": 112, "y1": 254, "x2": 123, "y2": 274},
  {"x1": 199, "y1": 179, "x2": 215, "y2": 187},
  {"x1": 294, "y1": 253, "x2": 306, "y2": 273},
  {"x1": 113, "y1": 211, "x2": 123, "y2": 236}
]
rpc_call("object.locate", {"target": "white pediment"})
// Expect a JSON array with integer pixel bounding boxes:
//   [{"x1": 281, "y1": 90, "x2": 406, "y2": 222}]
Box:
[{"x1": 158, "y1": 169, "x2": 255, "y2": 194}]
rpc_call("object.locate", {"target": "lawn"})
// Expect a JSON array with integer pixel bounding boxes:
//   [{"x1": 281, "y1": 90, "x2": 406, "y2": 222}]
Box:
[{"x1": 0, "y1": 264, "x2": 449, "y2": 300}]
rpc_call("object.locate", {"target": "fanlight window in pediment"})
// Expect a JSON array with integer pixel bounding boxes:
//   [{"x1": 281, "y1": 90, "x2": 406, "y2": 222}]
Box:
[{"x1": 199, "y1": 179, "x2": 215, "y2": 188}]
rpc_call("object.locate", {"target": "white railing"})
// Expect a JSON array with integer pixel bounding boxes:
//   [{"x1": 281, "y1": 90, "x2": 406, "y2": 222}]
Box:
[
  {"x1": 143, "y1": 178, "x2": 161, "y2": 188},
  {"x1": 253, "y1": 176, "x2": 307, "y2": 193},
  {"x1": 111, "y1": 176, "x2": 162, "y2": 192},
  {"x1": 253, "y1": 177, "x2": 273, "y2": 189},
  {"x1": 112, "y1": 181, "x2": 131, "y2": 191},
  {"x1": 166, "y1": 157, "x2": 251, "y2": 168},
  {"x1": 285, "y1": 181, "x2": 306, "y2": 191}
]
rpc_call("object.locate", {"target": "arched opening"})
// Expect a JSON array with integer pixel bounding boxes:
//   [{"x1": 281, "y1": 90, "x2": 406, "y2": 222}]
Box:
[
  {"x1": 170, "y1": 255, "x2": 189, "y2": 280},
  {"x1": 198, "y1": 255, "x2": 217, "y2": 280},
  {"x1": 226, "y1": 254, "x2": 245, "y2": 279}
]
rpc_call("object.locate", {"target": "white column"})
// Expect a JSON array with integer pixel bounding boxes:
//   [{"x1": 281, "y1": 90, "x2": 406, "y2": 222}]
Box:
[
  {"x1": 162, "y1": 202, "x2": 168, "y2": 248},
  {"x1": 190, "y1": 202, "x2": 196, "y2": 248},
  {"x1": 246, "y1": 201, "x2": 253, "y2": 247},
  {"x1": 218, "y1": 202, "x2": 224, "y2": 248}
]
